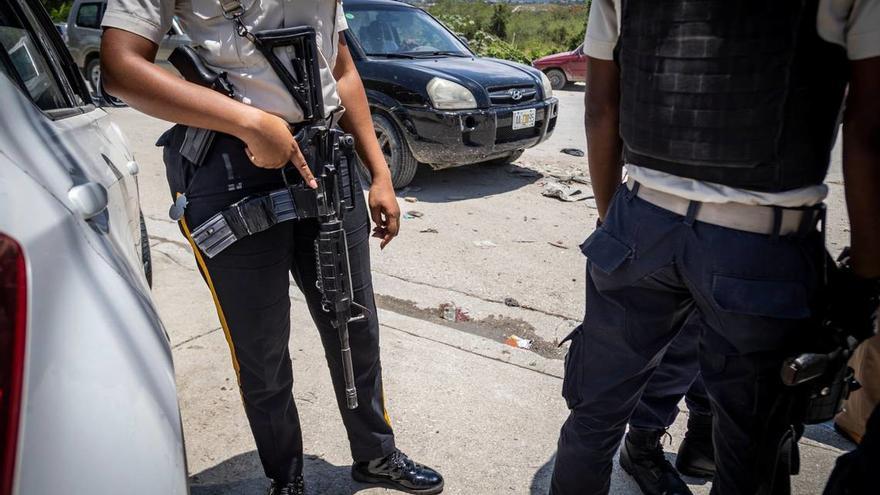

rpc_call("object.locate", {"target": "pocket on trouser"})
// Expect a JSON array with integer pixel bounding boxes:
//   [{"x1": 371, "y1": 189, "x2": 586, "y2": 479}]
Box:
[
  {"x1": 581, "y1": 228, "x2": 633, "y2": 275},
  {"x1": 709, "y1": 274, "x2": 812, "y2": 352},
  {"x1": 712, "y1": 275, "x2": 810, "y2": 319},
  {"x1": 580, "y1": 228, "x2": 634, "y2": 301},
  {"x1": 560, "y1": 325, "x2": 585, "y2": 410}
]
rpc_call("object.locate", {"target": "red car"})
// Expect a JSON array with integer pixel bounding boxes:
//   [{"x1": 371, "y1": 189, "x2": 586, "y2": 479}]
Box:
[{"x1": 531, "y1": 43, "x2": 587, "y2": 90}]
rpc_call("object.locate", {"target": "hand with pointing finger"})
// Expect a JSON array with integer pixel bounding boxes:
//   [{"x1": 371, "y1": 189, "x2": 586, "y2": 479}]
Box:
[{"x1": 241, "y1": 111, "x2": 318, "y2": 189}]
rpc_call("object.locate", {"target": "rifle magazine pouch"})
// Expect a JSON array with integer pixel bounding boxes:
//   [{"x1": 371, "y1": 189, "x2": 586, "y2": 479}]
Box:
[{"x1": 191, "y1": 187, "x2": 320, "y2": 258}]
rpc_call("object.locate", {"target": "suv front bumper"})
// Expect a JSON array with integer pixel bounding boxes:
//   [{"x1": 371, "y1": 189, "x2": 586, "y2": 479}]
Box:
[{"x1": 391, "y1": 97, "x2": 558, "y2": 168}]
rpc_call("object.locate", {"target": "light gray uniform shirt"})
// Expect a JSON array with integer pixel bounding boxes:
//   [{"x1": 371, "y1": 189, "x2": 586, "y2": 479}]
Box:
[
  {"x1": 584, "y1": 0, "x2": 880, "y2": 207},
  {"x1": 102, "y1": 0, "x2": 349, "y2": 123}
]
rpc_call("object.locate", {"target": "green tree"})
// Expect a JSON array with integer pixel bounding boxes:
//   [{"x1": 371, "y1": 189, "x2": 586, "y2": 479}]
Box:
[
  {"x1": 488, "y1": 4, "x2": 511, "y2": 40},
  {"x1": 40, "y1": 0, "x2": 72, "y2": 21}
]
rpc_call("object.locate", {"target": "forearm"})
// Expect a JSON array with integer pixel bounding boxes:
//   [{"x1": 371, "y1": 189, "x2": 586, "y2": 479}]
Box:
[
  {"x1": 335, "y1": 66, "x2": 392, "y2": 184},
  {"x1": 587, "y1": 111, "x2": 623, "y2": 220},
  {"x1": 842, "y1": 57, "x2": 880, "y2": 279},
  {"x1": 584, "y1": 57, "x2": 623, "y2": 220},
  {"x1": 101, "y1": 29, "x2": 262, "y2": 141},
  {"x1": 843, "y1": 121, "x2": 880, "y2": 278}
]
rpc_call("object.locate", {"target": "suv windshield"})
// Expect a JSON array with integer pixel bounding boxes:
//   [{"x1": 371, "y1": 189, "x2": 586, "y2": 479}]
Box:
[{"x1": 346, "y1": 6, "x2": 470, "y2": 58}]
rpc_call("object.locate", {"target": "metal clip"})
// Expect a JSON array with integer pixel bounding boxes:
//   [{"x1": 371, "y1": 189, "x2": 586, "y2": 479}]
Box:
[{"x1": 191, "y1": 212, "x2": 238, "y2": 258}]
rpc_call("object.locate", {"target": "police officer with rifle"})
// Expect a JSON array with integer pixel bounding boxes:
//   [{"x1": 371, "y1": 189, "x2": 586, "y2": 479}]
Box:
[
  {"x1": 100, "y1": 1, "x2": 444, "y2": 493},
  {"x1": 550, "y1": 1, "x2": 880, "y2": 494}
]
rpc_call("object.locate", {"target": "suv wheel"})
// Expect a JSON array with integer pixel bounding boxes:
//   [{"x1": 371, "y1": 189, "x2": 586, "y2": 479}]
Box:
[
  {"x1": 85, "y1": 57, "x2": 101, "y2": 91},
  {"x1": 546, "y1": 69, "x2": 567, "y2": 90},
  {"x1": 359, "y1": 113, "x2": 418, "y2": 189}
]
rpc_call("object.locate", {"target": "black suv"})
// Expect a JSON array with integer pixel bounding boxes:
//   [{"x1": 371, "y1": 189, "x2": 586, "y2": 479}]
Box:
[{"x1": 344, "y1": 0, "x2": 558, "y2": 188}]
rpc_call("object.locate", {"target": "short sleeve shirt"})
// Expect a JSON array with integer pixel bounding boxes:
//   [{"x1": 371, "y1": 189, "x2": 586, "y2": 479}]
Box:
[
  {"x1": 102, "y1": 0, "x2": 350, "y2": 123},
  {"x1": 584, "y1": 0, "x2": 880, "y2": 61},
  {"x1": 582, "y1": 0, "x2": 880, "y2": 207}
]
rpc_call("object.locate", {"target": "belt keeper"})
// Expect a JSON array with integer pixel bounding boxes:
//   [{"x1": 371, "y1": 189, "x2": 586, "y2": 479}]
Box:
[
  {"x1": 796, "y1": 207, "x2": 818, "y2": 237},
  {"x1": 626, "y1": 181, "x2": 641, "y2": 201},
  {"x1": 683, "y1": 201, "x2": 701, "y2": 227},
  {"x1": 771, "y1": 207, "x2": 783, "y2": 239}
]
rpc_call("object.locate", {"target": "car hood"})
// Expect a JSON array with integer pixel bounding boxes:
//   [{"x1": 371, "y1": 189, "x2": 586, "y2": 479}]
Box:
[
  {"x1": 383, "y1": 55, "x2": 542, "y2": 90},
  {"x1": 534, "y1": 52, "x2": 573, "y2": 64}
]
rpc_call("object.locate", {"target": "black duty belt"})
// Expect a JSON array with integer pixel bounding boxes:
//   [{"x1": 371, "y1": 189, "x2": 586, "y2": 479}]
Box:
[{"x1": 191, "y1": 185, "x2": 320, "y2": 258}]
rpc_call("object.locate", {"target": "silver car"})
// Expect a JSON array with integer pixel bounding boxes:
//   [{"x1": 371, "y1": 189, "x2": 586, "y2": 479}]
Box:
[
  {"x1": 65, "y1": 0, "x2": 190, "y2": 89},
  {"x1": 0, "y1": 0, "x2": 187, "y2": 493}
]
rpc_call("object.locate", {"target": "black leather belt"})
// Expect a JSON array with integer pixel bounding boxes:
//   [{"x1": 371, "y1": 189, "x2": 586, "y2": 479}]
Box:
[{"x1": 191, "y1": 185, "x2": 320, "y2": 258}]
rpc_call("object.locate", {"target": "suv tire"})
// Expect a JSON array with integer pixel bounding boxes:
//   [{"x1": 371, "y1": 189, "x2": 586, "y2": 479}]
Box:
[
  {"x1": 360, "y1": 113, "x2": 418, "y2": 189},
  {"x1": 85, "y1": 56, "x2": 101, "y2": 91},
  {"x1": 546, "y1": 69, "x2": 567, "y2": 90}
]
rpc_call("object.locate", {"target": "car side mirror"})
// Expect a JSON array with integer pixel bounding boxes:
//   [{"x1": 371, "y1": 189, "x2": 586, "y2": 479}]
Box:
[{"x1": 457, "y1": 35, "x2": 469, "y2": 47}]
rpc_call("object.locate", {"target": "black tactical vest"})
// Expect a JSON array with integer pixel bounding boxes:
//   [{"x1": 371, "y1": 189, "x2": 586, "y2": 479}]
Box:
[{"x1": 616, "y1": 0, "x2": 848, "y2": 192}]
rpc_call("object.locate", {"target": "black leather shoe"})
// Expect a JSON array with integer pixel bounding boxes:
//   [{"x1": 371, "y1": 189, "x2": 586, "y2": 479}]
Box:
[
  {"x1": 675, "y1": 413, "x2": 716, "y2": 479},
  {"x1": 352, "y1": 450, "x2": 444, "y2": 494},
  {"x1": 267, "y1": 476, "x2": 305, "y2": 495},
  {"x1": 619, "y1": 428, "x2": 693, "y2": 495}
]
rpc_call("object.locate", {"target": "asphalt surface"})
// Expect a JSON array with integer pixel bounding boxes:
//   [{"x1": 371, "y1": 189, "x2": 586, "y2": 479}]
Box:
[{"x1": 111, "y1": 86, "x2": 852, "y2": 494}]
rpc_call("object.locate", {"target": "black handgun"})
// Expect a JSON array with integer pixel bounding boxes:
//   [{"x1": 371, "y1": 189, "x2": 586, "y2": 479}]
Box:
[
  {"x1": 781, "y1": 250, "x2": 871, "y2": 424},
  {"x1": 168, "y1": 45, "x2": 235, "y2": 97},
  {"x1": 168, "y1": 46, "x2": 235, "y2": 166}
]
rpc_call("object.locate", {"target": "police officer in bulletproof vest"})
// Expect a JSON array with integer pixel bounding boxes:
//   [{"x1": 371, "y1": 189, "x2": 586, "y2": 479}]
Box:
[
  {"x1": 99, "y1": 0, "x2": 444, "y2": 493},
  {"x1": 550, "y1": 1, "x2": 880, "y2": 494}
]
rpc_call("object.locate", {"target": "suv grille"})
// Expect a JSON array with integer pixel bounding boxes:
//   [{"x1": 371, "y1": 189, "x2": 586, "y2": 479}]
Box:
[{"x1": 488, "y1": 84, "x2": 538, "y2": 106}]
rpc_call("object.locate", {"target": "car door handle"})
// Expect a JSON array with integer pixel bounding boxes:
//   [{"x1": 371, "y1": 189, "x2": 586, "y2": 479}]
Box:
[
  {"x1": 126, "y1": 160, "x2": 140, "y2": 176},
  {"x1": 68, "y1": 182, "x2": 109, "y2": 220}
]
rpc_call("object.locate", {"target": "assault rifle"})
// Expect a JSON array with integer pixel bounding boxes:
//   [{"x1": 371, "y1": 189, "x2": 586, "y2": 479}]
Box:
[{"x1": 169, "y1": 28, "x2": 365, "y2": 409}]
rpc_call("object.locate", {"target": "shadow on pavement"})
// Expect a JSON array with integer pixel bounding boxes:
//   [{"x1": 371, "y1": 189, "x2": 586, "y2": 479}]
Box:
[
  {"x1": 190, "y1": 451, "x2": 375, "y2": 495},
  {"x1": 397, "y1": 162, "x2": 543, "y2": 203},
  {"x1": 803, "y1": 422, "x2": 856, "y2": 452},
  {"x1": 530, "y1": 452, "x2": 711, "y2": 494},
  {"x1": 529, "y1": 454, "x2": 553, "y2": 494}
]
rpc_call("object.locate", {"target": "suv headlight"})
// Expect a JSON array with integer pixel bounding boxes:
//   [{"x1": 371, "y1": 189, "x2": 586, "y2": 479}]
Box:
[
  {"x1": 427, "y1": 77, "x2": 477, "y2": 110},
  {"x1": 539, "y1": 71, "x2": 553, "y2": 99}
]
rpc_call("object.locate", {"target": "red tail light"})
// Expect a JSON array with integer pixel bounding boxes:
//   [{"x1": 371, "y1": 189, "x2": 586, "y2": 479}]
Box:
[{"x1": 0, "y1": 233, "x2": 26, "y2": 495}]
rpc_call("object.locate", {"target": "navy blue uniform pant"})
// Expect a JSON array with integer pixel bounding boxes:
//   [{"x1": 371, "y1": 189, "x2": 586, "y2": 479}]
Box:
[
  {"x1": 160, "y1": 126, "x2": 395, "y2": 483},
  {"x1": 550, "y1": 185, "x2": 823, "y2": 495},
  {"x1": 630, "y1": 314, "x2": 710, "y2": 430}
]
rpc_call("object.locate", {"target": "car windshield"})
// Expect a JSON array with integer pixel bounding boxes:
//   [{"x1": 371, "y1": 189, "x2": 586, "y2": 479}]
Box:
[{"x1": 346, "y1": 6, "x2": 470, "y2": 58}]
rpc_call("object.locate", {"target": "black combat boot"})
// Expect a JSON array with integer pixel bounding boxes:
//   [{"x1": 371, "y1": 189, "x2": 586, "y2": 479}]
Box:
[
  {"x1": 619, "y1": 428, "x2": 693, "y2": 495},
  {"x1": 675, "y1": 413, "x2": 716, "y2": 479},
  {"x1": 267, "y1": 475, "x2": 305, "y2": 495},
  {"x1": 352, "y1": 449, "x2": 444, "y2": 494}
]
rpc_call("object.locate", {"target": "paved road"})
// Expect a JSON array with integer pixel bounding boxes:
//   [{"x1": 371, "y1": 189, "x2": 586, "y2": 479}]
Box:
[{"x1": 110, "y1": 87, "x2": 851, "y2": 494}]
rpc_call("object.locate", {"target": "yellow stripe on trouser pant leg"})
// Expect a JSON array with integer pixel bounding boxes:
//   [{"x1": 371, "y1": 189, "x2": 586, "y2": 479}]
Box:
[
  {"x1": 179, "y1": 211, "x2": 242, "y2": 384},
  {"x1": 381, "y1": 382, "x2": 392, "y2": 427}
]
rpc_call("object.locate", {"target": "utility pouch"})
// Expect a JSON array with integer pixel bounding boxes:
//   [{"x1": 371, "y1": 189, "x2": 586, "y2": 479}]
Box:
[
  {"x1": 179, "y1": 126, "x2": 216, "y2": 166},
  {"x1": 167, "y1": 45, "x2": 237, "y2": 166}
]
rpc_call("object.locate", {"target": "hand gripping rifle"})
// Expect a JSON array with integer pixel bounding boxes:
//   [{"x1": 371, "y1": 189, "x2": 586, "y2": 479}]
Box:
[{"x1": 169, "y1": 26, "x2": 366, "y2": 410}]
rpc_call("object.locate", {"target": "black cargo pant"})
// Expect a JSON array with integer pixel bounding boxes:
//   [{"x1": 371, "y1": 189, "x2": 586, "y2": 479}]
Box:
[
  {"x1": 629, "y1": 313, "x2": 711, "y2": 430},
  {"x1": 159, "y1": 126, "x2": 395, "y2": 483},
  {"x1": 550, "y1": 184, "x2": 824, "y2": 495}
]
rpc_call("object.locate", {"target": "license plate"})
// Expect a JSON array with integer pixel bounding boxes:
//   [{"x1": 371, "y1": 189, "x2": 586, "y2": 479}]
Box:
[{"x1": 512, "y1": 108, "x2": 536, "y2": 130}]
